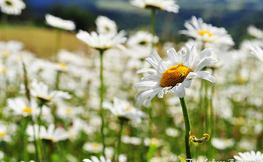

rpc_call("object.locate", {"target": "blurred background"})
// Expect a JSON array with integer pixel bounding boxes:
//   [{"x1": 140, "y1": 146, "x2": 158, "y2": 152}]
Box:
[{"x1": 4, "y1": 0, "x2": 263, "y2": 49}]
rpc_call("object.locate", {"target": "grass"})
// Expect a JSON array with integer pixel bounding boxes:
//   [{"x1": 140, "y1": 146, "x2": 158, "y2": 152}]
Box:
[{"x1": 0, "y1": 25, "x2": 86, "y2": 59}]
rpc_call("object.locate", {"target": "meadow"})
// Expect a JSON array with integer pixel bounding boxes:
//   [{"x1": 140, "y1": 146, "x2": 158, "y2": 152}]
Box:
[{"x1": 0, "y1": 0, "x2": 263, "y2": 162}]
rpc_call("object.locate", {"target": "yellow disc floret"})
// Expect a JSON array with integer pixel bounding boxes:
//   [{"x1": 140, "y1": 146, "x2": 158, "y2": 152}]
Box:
[
  {"x1": 0, "y1": 132, "x2": 6, "y2": 138},
  {"x1": 198, "y1": 30, "x2": 213, "y2": 37},
  {"x1": 23, "y1": 107, "x2": 32, "y2": 114},
  {"x1": 160, "y1": 63, "x2": 192, "y2": 87}
]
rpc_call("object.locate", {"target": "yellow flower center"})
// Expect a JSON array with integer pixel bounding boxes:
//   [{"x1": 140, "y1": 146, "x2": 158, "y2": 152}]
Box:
[
  {"x1": 1, "y1": 67, "x2": 6, "y2": 74},
  {"x1": 23, "y1": 107, "x2": 32, "y2": 114},
  {"x1": 150, "y1": 138, "x2": 159, "y2": 146},
  {"x1": 0, "y1": 132, "x2": 6, "y2": 138},
  {"x1": 125, "y1": 105, "x2": 131, "y2": 111},
  {"x1": 160, "y1": 63, "x2": 192, "y2": 87},
  {"x1": 65, "y1": 108, "x2": 72, "y2": 115},
  {"x1": 57, "y1": 63, "x2": 67, "y2": 69},
  {"x1": 1, "y1": 50, "x2": 10, "y2": 56},
  {"x1": 92, "y1": 143, "x2": 100, "y2": 151},
  {"x1": 198, "y1": 30, "x2": 213, "y2": 37}
]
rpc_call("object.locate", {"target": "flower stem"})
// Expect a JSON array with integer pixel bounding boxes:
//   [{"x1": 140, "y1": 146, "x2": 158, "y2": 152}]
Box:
[
  {"x1": 117, "y1": 119, "x2": 125, "y2": 162},
  {"x1": 55, "y1": 71, "x2": 60, "y2": 90},
  {"x1": 151, "y1": 8, "x2": 156, "y2": 54},
  {"x1": 99, "y1": 49, "x2": 106, "y2": 157},
  {"x1": 179, "y1": 97, "x2": 191, "y2": 159}
]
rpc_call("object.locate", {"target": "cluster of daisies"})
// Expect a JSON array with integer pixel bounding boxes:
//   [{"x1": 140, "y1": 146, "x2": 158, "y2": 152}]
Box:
[{"x1": 0, "y1": 0, "x2": 263, "y2": 161}]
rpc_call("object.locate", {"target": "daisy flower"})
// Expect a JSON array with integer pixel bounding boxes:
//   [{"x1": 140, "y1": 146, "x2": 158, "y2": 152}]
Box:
[
  {"x1": 179, "y1": 16, "x2": 234, "y2": 47},
  {"x1": 30, "y1": 79, "x2": 71, "y2": 102},
  {"x1": 233, "y1": 151, "x2": 263, "y2": 162},
  {"x1": 7, "y1": 97, "x2": 50, "y2": 117},
  {"x1": 45, "y1": 14, "x2": 75, "y2": 31},
  {"x1": 96, "y1": 16, "x2": 117, "y2": 35},
  {"x1": 130, "y1": 0, "x2": 179, "y2": 13},
  {"x1": 134, "y1": 44, "x2": 217, "y2": 106},
  {"x1": 250, "y1": 46, "x2": 263, "y2": 62},
  {"x1": 76, "y1": 30, "x2": 127, "y2": 51},
  {"x1": 26, "y1": 124, "x2": 69, "y2": 142},
  {"x1": 83, "y1": 156, "x2": 111, "y2": 162},
  {"x1": 248, "y1": 25, "x2": 263, "y2": 39},
  {"x1": 83, "y1": 142, "x2": 103, "y2": 153},
  {"x1": 103, "y1": 97, "x2": 146, "y2": 121},
  {"x1": 0, "y1": 0, "x2": 25, "y2": 15},
  {"x1": 0, "y1": 123, "x2": 11, "y2": 142},
  {"x1": 127, "y1": 31, "x2": 159, "y2": 49}
]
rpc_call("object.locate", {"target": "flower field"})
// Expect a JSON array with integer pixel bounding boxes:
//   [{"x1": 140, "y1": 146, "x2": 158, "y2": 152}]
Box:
[{"x1": 0, "y1": 0, "x2": 263, "y2": 162}]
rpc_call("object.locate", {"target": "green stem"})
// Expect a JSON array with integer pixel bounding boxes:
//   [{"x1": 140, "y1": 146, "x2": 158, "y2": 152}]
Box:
[
  {"x1": 209, "y1": 68, "x2": 215, "y2": 158},
  {"x1": 99, "y1": 49, "x2": 106, "y2": 157},
  {"x1": 179, "y1": 97, "x2": 191, "y2": 159},
  {"x1": 151, "y1": 8, "x2": 156, "y2": 54},
  {"x1": 205, "y1": 81, "x2": 209, "y2": 134},
  {"x1": 117, "y1": 119, "x2": 125, "y2": 162},
  {"x1": 55, "y1": 71, "x2": 60, "y2": 90},
  {"x1": 30, "y1": 115, "x2": 40, "y2": 161}
]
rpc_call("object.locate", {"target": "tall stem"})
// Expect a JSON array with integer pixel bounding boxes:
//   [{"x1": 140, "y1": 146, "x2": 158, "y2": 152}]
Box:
[
  {"x1": 55, "y1": 71, "x2": 60, "y2": 90},
  {"x1": 99, "y1": 49, "x2": 106, "y2": 156},
  {"x1": 179, "y1": 97, "x2": 191, "y2": 159},
  {"x1": 117, "y1": 119, "x2": 125, "y2": 162},
  {"x1": 151, "y1": 8, "x2": 156, "y2": 54}
]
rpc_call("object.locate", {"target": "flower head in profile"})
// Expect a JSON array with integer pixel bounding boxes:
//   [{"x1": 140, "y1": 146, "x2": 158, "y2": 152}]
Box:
[
  {"x1": 83, "y1": 156, "x2": 111, "y2": 162},
  {"x1": 26, "y1": 124, "x2": 69, "y2": 142},
  {"x1": 83, "y1": 142, "x2": 103, "y2": 153},
  {"x1": 30, "y1": 79, "x2": 71, "y2": 102},
  {"x1": 130, "y1": 0, "x2": 179, "y2": 13},
  {"x1": 233, "y1": 151, "x2": 263, "y2": 162},
  {"x1": 0, "y1": 0, "x2": 25, "y2": 15},
  {"x1": 248, "y1": 25, "x2": 263, "y2": 39},
  {"x1": 45, "y1": 14, "x2": 75, "y2": 31},
  {"x1": 96, "y1": 16, "x2": 117, "y2": 35},
  {"x1": 127, "y1": 31, "x2": 159, "y2": 49},
  {"x1": 76, "y1": 30, "x2": 127, "y2": 51},
  {"x1": 103, "y1": 97, "x2": 146, "y2": 121},
  {"x1": 180, "y1": 16, "x2": 234, "y2": 47},
  {"x1": 250, "y1": 46, "x2": 263, "y2": 62},
  {"x1": 134, "y1": 44, "x2": 217, "y2": 106}
]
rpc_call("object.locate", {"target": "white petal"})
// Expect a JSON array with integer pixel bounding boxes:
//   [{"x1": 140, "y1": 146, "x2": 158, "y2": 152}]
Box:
[{"x1": 170, "y1": 83, "x2": 185, "y2": 98}]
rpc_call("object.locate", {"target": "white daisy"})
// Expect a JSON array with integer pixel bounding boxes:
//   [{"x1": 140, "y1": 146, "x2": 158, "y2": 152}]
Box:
[
  {"x1": 83, "y1": 156, "x2": 111, "y2": 162},
  {"x1": 211, "y1": 138, "x2": 234, "y2": 150},
  {"x1": 76, "y1": 30, "x2": 127, "y2": 51},
  {"x1": 27, "y1": 124, "x2": 68, "y2": 142},
  {"x1": 30, "y1": 79, "x2": 71, "y2": 102},
  {"x1": 134, "y1": 44, "x2": 217, "y2": 106},
  {"x1": 0, "y1": 0, "x2": 25, "y2": 15},
  {"x1": 45, "y1": 14, "x2": 75, "y2": 31},
  {"x1": 103, "y1": 97, "x2": 146, "y2": 121},
  {"x1": 0, "y1": 124, "x2": 11, "y2": 142},
  {"x1": 127, "y1": 31, "x2": 159, "y2": 49},
  {"x1": 233, "y1": 151, "x2": 263, "y2": 162},
  {"x1": 250, "y1": 46, "x2": 263, "y2": 62},
  {"x1": 39, "y1": 124, "x2": 69, "y2": 142},
  {"x1": 248, "y1": 25, "x2": 263, "y2": 39},
  {"x1": 179, "y1": 16, "x2": 234, "y2": 47},
  {"x1": 56, "y1": 102, "x2": 83, "y2": 119},
  {"x1": 83, "y1": 142, "x2": 103, "y2": 153},
  {"x1": 130, "y1": 0, "x2": 179, "y2": 13},
  {"x1": 7, "y1": 97, "x2": 50, "y2": 117},
  {"x1": 96, "y1": 16, "x2": 117, "y2": 35}
]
